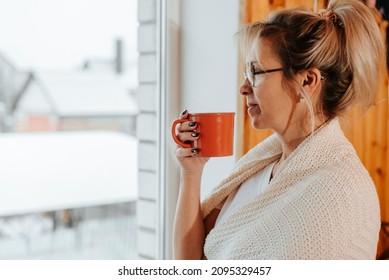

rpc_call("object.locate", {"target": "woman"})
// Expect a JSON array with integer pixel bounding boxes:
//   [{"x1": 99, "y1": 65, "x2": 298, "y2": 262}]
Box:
[{"x1": 173, "y1": 0, "x2": 384, "y2": 259}]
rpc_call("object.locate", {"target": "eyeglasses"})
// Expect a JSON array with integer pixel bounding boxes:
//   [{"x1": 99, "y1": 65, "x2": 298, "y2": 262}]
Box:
[{"x1": 244, "y1": 62, "x2": 284, "y2": 87}]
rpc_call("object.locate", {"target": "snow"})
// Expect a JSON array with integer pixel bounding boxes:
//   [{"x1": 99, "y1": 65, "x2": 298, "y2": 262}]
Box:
[{"x1": 0, "y1": 131, "x2": 138, "y2": 216}]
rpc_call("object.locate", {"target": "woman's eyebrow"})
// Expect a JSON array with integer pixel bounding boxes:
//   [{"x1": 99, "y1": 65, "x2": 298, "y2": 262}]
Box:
[{"x1": 249, "y1": 61, "x2": 263, "y2": 68}]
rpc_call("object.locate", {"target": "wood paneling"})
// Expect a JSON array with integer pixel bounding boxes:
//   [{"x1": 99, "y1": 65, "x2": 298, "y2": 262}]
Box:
[{"x1": 240, "y1": 0, "x2": 388, "y2": 254}]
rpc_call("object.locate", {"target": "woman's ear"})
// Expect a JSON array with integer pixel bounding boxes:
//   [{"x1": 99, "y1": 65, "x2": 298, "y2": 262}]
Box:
[{"x1": 301, "y1": 68, "x2": 323, "y2": 97}]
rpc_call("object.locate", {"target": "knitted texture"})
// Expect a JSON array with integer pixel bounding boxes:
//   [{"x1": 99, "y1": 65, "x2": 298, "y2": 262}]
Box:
[{"x1": 201, "y1": 119, "x2": 380, "y2": 259}]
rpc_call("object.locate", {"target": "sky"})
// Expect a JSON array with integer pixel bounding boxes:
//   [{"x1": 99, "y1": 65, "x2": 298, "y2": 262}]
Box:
[{"x1": 0, "y1": 0, "x2": 138, "y2": 71}]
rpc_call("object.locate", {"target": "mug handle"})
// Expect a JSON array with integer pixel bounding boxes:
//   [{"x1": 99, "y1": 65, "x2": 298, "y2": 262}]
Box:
[{"x1": 171, "y1": 118, "x2": 191, "y2": 148}]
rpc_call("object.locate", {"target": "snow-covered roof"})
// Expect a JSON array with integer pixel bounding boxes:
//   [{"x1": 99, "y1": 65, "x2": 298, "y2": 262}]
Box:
[
  {"x1": 0, "y1": 131, "x2": 138, "y2": 217},
  {"x1": 17, "y1": 71, "x2": 138, "y2": 117}
]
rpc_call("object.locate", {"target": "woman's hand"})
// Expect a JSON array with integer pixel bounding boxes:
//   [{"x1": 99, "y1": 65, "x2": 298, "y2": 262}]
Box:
[
  {"x1": 174, "y1": 110, "x2": 210, "y2": 174},
  {"x1": 173, "y1": 110, "x2": 208, "y2": 259}
]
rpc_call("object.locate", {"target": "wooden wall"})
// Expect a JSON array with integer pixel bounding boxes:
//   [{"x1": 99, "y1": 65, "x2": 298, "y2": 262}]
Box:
[{"x1": 240, "y1": 0, "x2": 389, "y2": 229}]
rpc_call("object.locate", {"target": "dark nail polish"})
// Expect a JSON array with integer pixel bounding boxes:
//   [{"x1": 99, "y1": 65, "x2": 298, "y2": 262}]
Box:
[
  {"x1": 191, "y1": 148, "x2": 199, "y2": 153},
  {"x1": 191, "y1": 132, "x2": 199, "y2": 137},
  {"x1": 181, "y1": 109, "x2": 188, "y2": 115},
  {"x1": 188, "y1": 122, "x2": 196, "y2": 127}
]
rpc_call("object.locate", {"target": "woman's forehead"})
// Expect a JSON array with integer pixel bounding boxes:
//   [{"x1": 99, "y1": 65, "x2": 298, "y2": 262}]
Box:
[{"x1": 247, "y1": 40, "x2": 278, "y2": 66}]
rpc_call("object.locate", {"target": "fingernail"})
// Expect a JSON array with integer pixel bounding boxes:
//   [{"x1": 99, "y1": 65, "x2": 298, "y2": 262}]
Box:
[
  {"x1": 191, "y1": 148, "x2": 199, "y2": 153},
  {"x1": 181, "y1": 109, "x2": 188, "y2": 115},
  {"x1": 188, "y1": 122, "x2": 196, "y2": 127},
  {"x1": 191, "y1": 132, "x2": 199, "y2": 137}
]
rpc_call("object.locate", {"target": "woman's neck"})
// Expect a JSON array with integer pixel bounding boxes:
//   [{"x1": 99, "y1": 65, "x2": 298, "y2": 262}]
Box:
[{"x1": 276, "y1": 116, "x2": 329, "y2": 161}]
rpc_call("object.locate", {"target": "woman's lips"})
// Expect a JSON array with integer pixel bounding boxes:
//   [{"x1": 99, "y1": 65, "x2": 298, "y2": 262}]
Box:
[{"x1": 247, "y1": 103, "x2": 260, "y2": 114}]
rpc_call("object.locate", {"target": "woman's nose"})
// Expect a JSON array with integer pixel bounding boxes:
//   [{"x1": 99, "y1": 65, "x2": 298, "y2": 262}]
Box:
[{"x1": 239, "y1": 78, "x2": 253, "y2": 96}]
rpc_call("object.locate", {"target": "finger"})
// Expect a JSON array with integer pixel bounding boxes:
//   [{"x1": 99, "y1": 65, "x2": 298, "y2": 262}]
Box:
[
  {"x1": 177, "y1": 121, "x2": 197, "y2": 132},
  {"x1": 177, "y1": 131, "x2": 200, "y2": 143},
  {"x1": 180, "y1": 109, "x2": 189, "y2": 119},
  {"x1": 176, "y1": 147, "x2": 200, "y2": 158}
]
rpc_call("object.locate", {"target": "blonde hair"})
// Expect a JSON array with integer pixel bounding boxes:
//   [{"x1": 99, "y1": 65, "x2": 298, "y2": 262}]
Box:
[{"x1": 238, "y1": 0, "x2": 385, "y2": 121}]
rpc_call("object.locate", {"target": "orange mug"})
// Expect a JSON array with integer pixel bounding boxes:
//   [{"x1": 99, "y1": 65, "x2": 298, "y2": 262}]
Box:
[{"x1": 171, "y1": 112, "x2": 235, "y2": 157}]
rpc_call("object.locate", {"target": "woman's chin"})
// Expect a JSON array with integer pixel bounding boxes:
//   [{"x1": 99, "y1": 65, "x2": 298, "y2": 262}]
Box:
[
  {"x1": 252, "y1": 120, "x2": 265, "y2": 130},
  {"x1": 250, "y1": 115, "x2": 271, "y2": 130}
]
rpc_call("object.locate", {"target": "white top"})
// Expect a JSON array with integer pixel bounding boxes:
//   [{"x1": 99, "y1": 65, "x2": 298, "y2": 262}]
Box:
[{"x1": 215, "y1": 161, "x2": 276, "y2": 226}]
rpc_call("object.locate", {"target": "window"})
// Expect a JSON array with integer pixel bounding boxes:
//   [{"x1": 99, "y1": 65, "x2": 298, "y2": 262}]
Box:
[{"x1": 0, "y1": 0, "x2": 139, "y2": 259}]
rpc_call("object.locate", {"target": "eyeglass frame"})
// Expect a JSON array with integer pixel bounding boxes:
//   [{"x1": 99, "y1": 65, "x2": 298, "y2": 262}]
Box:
[{"x1": 243, "y1": 62, "x2": 284, "y2": 87}]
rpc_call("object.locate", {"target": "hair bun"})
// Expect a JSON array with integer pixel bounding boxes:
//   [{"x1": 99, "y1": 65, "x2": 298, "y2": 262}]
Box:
[{"x1": 319, "y1": 9, "x2": 343, "y2": 27}]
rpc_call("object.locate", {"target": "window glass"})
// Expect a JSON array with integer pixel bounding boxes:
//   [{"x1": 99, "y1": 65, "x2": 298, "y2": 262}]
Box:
[{"x1": 0, "y1": 0, "x2": 139, "y2": 259}]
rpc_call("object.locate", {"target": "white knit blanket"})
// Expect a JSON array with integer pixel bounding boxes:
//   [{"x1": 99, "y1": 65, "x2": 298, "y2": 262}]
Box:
[{"x1": 201, "y1": 119, "x2": 380, "y2": 259}]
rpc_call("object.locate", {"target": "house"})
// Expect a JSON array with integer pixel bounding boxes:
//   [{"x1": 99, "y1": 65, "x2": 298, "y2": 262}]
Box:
[{"x1": 13, "y1": 70, "x2": 138, "y2": 134}]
